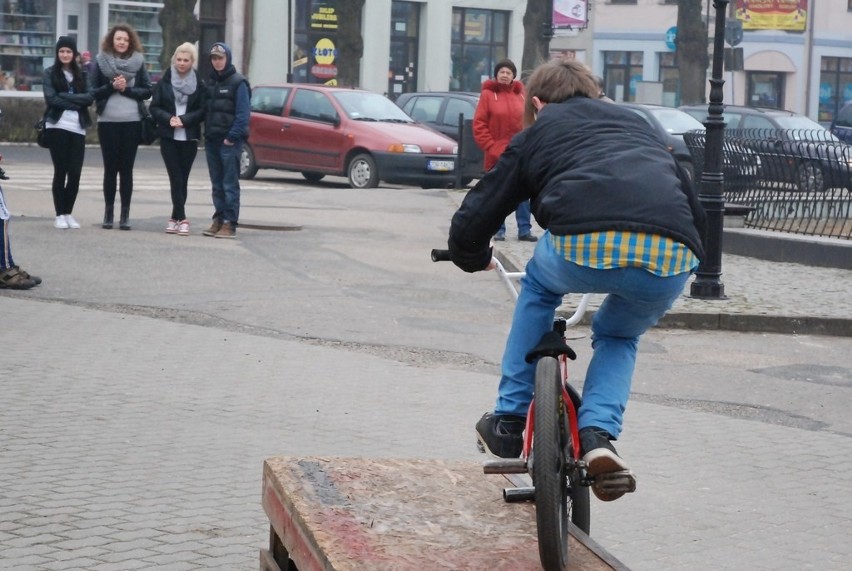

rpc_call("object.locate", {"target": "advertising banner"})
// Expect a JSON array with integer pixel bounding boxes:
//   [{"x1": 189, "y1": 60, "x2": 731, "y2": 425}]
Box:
[
  {"x1": 553, "y1": 0, "x2": 588, "y2": 29},
  {"x1": 735, "y1": 1, "x2": 808, "y2": 32}
]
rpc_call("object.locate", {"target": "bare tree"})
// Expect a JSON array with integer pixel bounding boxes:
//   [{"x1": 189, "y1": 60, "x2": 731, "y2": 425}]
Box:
[
  {"x1": 336, "y1": 0, "x2": 365, "y2": 88},
  {"x1": 676, "y1": 0, "x2": 709, "y2": 104},
  {"x1": 157, "y1": 0, "x2": 200, "y2": 75},
  {"x1": 521, "y1": 0, "x2": 551, "y2": 79}
]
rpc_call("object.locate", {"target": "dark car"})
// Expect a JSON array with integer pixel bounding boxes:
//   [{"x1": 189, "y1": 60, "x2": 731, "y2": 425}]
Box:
[
  {"x1": 830, "y1": 102, "x2": 852, "y2": 144},
  {"x1": 241, "y1": 84, "x2": 459, "y2": 189},
  {"x1": 680, "y1": 104, "x2": 851, "y2": 192}
]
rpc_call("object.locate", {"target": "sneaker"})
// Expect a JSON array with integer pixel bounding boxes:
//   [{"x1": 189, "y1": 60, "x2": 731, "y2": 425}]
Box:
[
  {"x1": 165, "y1": 219, "x2": 179, "y2": 234},
  {"x1": 518, "y1": 233, "x2": 538, "y2": 242},
  {"x1": 54, "y1": 216, "x2": 69, "y2": 229},
  {"x1": 177, "y1": 220, "x2": 190, "y2": 236},
  {"x1": 203, "y1": 219, "x2": 222, "y2": 237},
  {"x1": 13, "y1": 266, "x2": 41, "y2": 285},
  {"x1": 65, "y1": 215, "x2": 81, "y2": 229},
  {"x1": 214, "y1": 221, "x2": 236, "y2": 239},
  {"x1": 0, "y1": 267, "x2": 36, "y2": 290},
  {"x1": 493, "y1": 233, "x2": 506, "y2": 242},
  {"x1": 580, "y1": 427, "x2": 633, "y2": 502},
  {"x1": 475, "y1": 412, "x2": 525, "y2": 458}
]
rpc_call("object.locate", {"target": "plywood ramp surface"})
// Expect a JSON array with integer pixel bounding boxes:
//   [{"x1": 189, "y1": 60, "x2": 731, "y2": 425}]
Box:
[{"x1": 262, "y1": 456, "x2": 628, "y2": 571}]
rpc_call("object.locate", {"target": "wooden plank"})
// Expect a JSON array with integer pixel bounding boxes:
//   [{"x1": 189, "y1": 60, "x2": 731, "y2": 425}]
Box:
[{"x1": 262, "y1": 456, "x2": 629, "y2": 570}]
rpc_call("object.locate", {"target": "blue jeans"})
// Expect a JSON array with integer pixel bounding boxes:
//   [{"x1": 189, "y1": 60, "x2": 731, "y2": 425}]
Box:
[
  {"x1": 205, "y1": 140, "x2": 242, "y2": 224},
  {"x1": 494, "y1": 232, "x2": 691, "y2": 439},
  {"x1": 498, "y1": 199, "x2": 532, "y2": 237}
]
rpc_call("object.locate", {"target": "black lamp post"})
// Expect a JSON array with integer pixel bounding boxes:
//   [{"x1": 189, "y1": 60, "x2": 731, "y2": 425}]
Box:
[
  {"x1": 286, "y1": 0, "x2": 294, "y2": 83},
  {"x1": 690, "y1": 0, "x2": 729, "y2": 299}
]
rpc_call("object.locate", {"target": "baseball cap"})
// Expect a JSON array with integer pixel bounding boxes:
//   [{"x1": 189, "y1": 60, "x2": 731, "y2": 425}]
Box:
[{"x1": 210, "y1": 45, "x2": 226, "y2": 57}]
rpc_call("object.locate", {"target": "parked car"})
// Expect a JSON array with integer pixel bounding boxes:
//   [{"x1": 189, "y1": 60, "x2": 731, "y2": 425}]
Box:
[
  {"x1": 830, "y1": 102, "x2": 852, "y2": 144},
  {"x1": 680, "y1": 104, "x2": 851, "y2": 192},
  {"x1": 241, "y1": 84, "x2": 459, "y2": 189}
]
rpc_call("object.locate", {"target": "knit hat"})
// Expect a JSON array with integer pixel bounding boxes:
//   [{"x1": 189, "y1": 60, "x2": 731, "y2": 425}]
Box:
[
  {"x1": 493, "y1": 59, "x2": 517, "y2": 79},
  {"x1": 55, "y1": 36, "x2": 78, "y2": 56}
]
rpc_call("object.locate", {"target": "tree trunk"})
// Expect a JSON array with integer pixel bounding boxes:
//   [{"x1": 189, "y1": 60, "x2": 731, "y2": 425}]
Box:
[
  {"x1": 521, "y1": 0, "x2": 551, "y2": 80},
  {"x1": 676, "y1": 0, "x2": 709, "y2": 105},
  {"x1": 336, "y1": 0, "x2": 365, "y2": 88},
  {"x1": 157, "y1": 0, "x2": 200, "y2": 76}
]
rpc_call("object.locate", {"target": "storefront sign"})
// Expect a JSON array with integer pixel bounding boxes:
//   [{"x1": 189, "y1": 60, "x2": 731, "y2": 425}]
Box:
[
  {"x1": 553, "y1": 0, "x2": 588, "y2": 29},
  {"x1": 735, "y1": 0, "x2": 808, "y2": 32},
  {"x1": 311, "y1": 64, "x2": 337, "y2": 79},
  {"x1": 310, "y1": 3, "x2": 338, "y2": 31}
]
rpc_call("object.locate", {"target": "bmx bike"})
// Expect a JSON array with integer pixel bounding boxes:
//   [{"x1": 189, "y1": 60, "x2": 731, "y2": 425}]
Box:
[{"x1": 431, "y1": 248, "x2": 635, "y2": 571}]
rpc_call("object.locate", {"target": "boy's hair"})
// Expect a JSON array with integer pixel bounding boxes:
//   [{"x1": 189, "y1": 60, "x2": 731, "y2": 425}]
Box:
[{"x1": 523, "y1": 59, "x2": 600, "y2": 126}]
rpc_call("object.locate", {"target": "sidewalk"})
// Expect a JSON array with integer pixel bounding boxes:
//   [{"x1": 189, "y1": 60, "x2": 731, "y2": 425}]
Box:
[{"x1": 450, "y1": 190, "x2": 852, "y2": 337}]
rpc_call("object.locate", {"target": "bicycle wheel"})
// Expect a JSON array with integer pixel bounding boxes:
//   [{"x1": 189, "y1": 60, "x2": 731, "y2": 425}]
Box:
[
  {"x1": 566, "y1": 383, "x2": 591, "y2": 535},
  {"x1": 533, "y1": 356, "x2": 570, "y2": 570}
]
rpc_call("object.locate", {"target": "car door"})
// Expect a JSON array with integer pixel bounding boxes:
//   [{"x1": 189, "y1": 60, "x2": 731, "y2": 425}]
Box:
[
  {"x1": 400, "y1": 95, "x2": 446, "y2": 135},
  {"x1": 282, "y1": 88, "x2": 346, "y2": 171},
  {"x1": 249, "y1": 86, "x2": 291, "y2": 167}
]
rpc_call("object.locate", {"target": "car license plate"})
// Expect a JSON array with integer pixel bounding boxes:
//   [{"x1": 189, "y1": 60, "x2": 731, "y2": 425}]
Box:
[{"x1": 427, "y1": 160, "x2": 454, "y2": 172}]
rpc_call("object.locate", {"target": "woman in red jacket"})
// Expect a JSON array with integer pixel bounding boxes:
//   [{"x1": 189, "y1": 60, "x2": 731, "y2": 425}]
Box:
[{"x1": 473, "y1": 59, "x2": 537, "y2": 242}]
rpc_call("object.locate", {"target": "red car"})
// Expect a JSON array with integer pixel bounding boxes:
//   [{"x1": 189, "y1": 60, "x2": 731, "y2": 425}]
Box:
[{"x1": 241, "y1": 84, "x2": 459, "y2": 188}]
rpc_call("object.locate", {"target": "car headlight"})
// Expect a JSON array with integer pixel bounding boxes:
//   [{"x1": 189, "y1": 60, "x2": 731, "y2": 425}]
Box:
[{"x1": 387, "y1": 143, "x2": 422, "y2": 153}]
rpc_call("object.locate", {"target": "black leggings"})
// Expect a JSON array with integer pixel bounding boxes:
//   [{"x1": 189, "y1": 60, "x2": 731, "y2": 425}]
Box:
[
  {"x1": 47, "y1": 129, "x2": 86, "y2": 216},
  {"x1": 97, "y1": 121, "x2": 141, "y2": 208},
  {"x1": 159, "y1": 138, "x2": 199, "y2": 221}
]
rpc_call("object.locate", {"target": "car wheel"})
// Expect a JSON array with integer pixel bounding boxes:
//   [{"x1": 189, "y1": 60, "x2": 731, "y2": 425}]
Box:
[
  {"x1": 795, "y1": 162, "x2": 825, "y2": 192},
  {"x1": 301, "y1": 172, "x2": 326, "y2": 183},
  {"x1": 347, "y1": 153, "x2": 378, "y2": 189},
  {"x1": 239, "y1": 144, "x2": 258, "y2": 180}
]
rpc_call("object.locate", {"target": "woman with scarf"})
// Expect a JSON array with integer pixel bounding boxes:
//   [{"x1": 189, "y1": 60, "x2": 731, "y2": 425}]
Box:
[
  {"x1": 89, "y1": 24, "x2": 152, "y2": 230},
  {"x1": 149, "y1": 43, "x2": 205, "y2": 236},
  {"x1": 42, "y1": 36, "x2": 94, "y2": 230}
]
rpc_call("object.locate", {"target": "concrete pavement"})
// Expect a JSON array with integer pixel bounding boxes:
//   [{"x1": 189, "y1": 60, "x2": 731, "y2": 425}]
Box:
[{"x1": 1, "y1": 148, "x2": 851, "y2": 570}]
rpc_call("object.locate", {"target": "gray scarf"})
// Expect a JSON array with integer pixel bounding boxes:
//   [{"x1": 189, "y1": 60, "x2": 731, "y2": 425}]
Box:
[
  {"x1": 96, "y1": 51, "x2": 145, "y2": 83},
  {"x1": 170, "y1": 66, "x2": 197, "y2": 106}
]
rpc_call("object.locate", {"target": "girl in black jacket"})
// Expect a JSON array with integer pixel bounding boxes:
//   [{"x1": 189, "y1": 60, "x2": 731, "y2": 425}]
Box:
[
  {"x1": 149, "y1": 42, "x2": 205, "y2": 236},
  {"x1": 42, "y1": 36, "x2": 93, "y2": 230}
]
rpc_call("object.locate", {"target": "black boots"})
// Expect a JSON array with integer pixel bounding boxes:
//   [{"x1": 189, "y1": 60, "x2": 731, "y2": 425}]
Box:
[
  {"x1": 119, "y1": 206, "x2": 130, "y2": 231},
  {"x1": 102, "y1": 205, "x2": 114, "y2": 229}
]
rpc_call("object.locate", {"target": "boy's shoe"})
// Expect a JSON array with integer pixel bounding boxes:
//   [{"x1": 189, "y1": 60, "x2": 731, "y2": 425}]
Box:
[
  {"x1": 214, "y1": 221, "x2": 236, "y2": 239},
  {"x1": 54, "y1": 216, "x2": 69, "y2": 229},
  {"x1": 203, "y1": 219, "x2": 222, "y2": 237},
  {"x1": 177, "y1": 220, "x2": 190, "y2": 236},
  {"x1": 580, "y1": 427, "x2": 635, "y2": 502},
  {"x1": 475, "y1": 412, "x2": 525, "y2": 458},
  {"x1": 13, "y1": 266, "x2": 41, "y2": 285},
  {"x1": 518, "y1": 233, "x2": 538, "y2": 242},
  {"x1": 65, "y1": 215, "x2": 81, "y2": 229},
  {"x1": 0, "y1": 267, "x2": 36, "y2": 290},
  {"x1": 166, "y1": 219, "x2": 179, "y2": 234}
]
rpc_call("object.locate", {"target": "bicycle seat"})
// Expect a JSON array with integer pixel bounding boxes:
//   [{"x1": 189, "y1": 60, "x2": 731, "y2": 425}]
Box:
[{"x1": 524, "y1": 330, "x2": 577, "y2": 363}]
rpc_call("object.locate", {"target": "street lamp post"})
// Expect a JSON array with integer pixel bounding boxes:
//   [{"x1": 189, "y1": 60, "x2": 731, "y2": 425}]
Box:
[
  {"x1": 690, "y1": 0, "x2": 729, "y2": 300},
  {"x1": 286, "y1": 0, "x2": 294, "y2": 83}
]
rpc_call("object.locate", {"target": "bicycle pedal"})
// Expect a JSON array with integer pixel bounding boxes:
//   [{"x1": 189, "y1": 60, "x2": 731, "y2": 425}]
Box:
[
  {"x1": 594, "y1": 470, "x2": 637, "y2": 494},
  {"x1": 483, "y1": 458, "x2": 528, "y2": 474}
]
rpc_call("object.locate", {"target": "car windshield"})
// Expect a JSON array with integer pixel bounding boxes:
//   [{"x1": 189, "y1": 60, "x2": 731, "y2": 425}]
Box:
[
  {"x1": 772, "y1": 115, "x2": 840, "y2": 141},
  {"x1": 649, "y1": 108, "x2": 705, "y2": 134},
  {"x1": 333, "y1": 91, "x2": 413, "y2": 123}
]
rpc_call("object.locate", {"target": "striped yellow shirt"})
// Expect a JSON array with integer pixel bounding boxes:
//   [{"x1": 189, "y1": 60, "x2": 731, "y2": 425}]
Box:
[{"x1": 550, "y1": 231, "x2": 699, "y2": 277}]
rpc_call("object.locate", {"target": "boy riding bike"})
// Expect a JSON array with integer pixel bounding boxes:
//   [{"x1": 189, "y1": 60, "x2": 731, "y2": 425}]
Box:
[{"x1": 447, "y1": 59, "x2": 706, "y2": 502}]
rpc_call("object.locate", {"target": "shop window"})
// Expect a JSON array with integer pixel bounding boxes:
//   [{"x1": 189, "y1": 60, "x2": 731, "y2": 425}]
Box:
[
  {"x1": 0, "y1": 0, "x2": 57, "y2": 91},
  {"x1": 603, "y1": 51, "x2": 643, "y2": 102},
  {"x1": 818, "y1": 56, "x2": 852, "y2": 123},
  {"x1": 450, "y1": 7, "x2": 509, "y2": 93},
  {"x1": 109, "y1": 2, "x2": 164, "y2": 82}
]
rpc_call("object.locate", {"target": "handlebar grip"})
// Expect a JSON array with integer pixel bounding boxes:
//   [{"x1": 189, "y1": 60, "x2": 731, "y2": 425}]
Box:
[{"x1": 431, "y1": 249, "x2": 451, "y2": 262}]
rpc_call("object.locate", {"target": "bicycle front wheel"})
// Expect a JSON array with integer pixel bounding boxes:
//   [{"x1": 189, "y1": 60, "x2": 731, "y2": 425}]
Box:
[{"x1": 533, "y1": 356, "x2": 570, "y2": 571}]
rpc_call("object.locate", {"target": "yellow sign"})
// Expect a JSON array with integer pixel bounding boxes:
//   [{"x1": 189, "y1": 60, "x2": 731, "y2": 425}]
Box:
[
  {"x1": 313, "y1": 38, "x2": 336, "y2": 65},
  {"x1": 310, "y1": 5, "x2": 338, "y2": 31},
  {"x1": 736, "y1": 0, "x2": 807, "y2": 32}
]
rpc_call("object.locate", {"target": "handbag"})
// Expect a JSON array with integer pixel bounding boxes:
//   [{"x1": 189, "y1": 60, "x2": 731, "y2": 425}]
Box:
[
  {"x1": 35, "y1": 118, "x2": 50, "y2": 148},
  {"x1": 140, "y1": 112, "x2": 158, "y2": 145}
]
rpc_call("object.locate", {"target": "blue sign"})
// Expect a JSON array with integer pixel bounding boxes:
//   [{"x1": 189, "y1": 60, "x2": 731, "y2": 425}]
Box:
[{"x1": 665, "y1": 26, "x2": 677, "y2": 51}]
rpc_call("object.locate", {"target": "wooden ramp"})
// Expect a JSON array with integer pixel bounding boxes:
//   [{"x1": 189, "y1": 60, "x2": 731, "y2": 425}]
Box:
[{"x1": 260, "y1": 456, "x2": 630, "y2": 571}]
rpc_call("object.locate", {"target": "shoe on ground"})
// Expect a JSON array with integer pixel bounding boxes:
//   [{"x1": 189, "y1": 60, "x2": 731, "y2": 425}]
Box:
[
  {"x1": 13, "y1": 266, "x2": 41, "y2": 286},
  {"x1": 214, "y1": 221, "x2": 236, "y2": 239},
  {"x1": 65, "y1": 215, "x2": 81, "y2": 229},
  {"x1": 0, "y1": 267, "x2": 36, "y2": 290},
  {"x1": 203, "y1": 219, "x2": 222, "y2": 237},
  {"x1": 177, "y1": 220, "x2": 190, "y2": 236},
  {"x1": 493, "y1": 234, "x2": 506, "y2": 242},
  {"x1": 518, "y1": 233, "x2": 538, "y2": 242},
  {"x1": 475, "y1": 412, "x2": 525, "y2": 458},
  {"x1": 580, "y1": 427, "x2": 634, "y2": 502},
  {"x1": 54, "y1": 215, "x2": 69, "y2": 229},
  {"x1": 166, "y1": 219, "x2": 178, "y2": 234}
]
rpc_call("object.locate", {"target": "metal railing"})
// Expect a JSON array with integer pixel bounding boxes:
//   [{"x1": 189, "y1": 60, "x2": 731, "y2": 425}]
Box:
[{"x1": 684, "y1": 129, "x2": 852, "y2": 239}]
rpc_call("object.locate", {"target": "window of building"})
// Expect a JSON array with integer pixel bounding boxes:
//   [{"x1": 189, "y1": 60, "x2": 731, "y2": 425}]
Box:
[
  {"x1": 292, "y1": 0, "x2": 349, "y2": 85},
  {"x1": 450, "y1": 8, "x2": 509, "y2": 93},
  {"x1": 747, "y1": 72, "x2": 784, "y2": 109},
  {"x1": 199, "y1": 0, "x2": 226, "y2": 80},
  {"x1": 658, "y1": 52, "x2": 679, "y2": 107},
  {"x1": 818, "y1": 56, "x2": 852, "y2": 123},
  {"x1": 0, "y1": 0, "x2": 57, "y2": 91},
  {"x1": 388, "y1": 1, "x2": 420, "y2": 99},
  {"x1": 602, "y1": 51, "x2": 643, "y2": 102}
]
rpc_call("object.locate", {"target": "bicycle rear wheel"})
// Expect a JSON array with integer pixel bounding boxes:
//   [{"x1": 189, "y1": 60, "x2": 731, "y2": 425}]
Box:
[{"x1": 533, "y1": 356, "x2": 571, "y2": 571}]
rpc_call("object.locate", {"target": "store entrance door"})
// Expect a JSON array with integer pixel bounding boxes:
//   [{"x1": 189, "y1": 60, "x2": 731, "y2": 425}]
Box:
[{"x1": 388, "y1": 1, "x2": 420, "y2": 100}]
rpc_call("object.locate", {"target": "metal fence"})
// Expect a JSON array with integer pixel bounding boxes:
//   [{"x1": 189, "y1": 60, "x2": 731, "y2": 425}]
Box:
[{"x1": 684, "y1": 129, "x2": 852, "y2": 239}]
